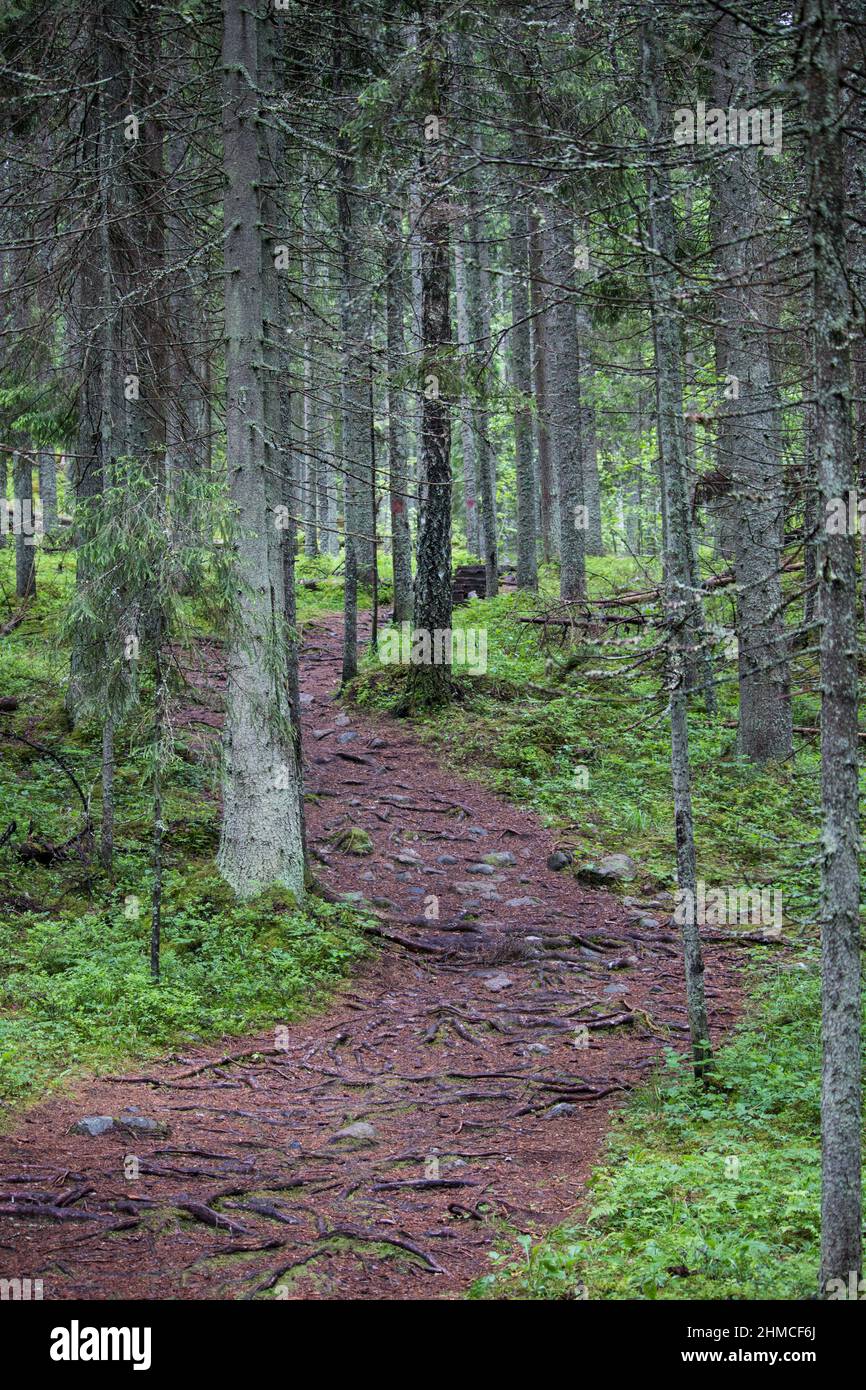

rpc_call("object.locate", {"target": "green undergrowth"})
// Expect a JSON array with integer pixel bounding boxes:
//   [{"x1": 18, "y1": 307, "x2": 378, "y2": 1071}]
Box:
[
  {"x1": 0, "y1": 547, "x2": 367, "y2": 1118},
  {"x1": 470, "y1": 955, "x2": 836, "y2": 1300},
  {"x1": 352, "y1": 558, "x2": 824, "y2": 923},
  {"x1": 349, "y1": 556, "x2": 865, "y2": 1300}
]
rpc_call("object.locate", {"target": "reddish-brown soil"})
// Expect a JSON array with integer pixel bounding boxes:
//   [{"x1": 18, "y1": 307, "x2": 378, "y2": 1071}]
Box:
[{"x1": 0, "y1": 615, "x2": 741, "y2": 1300}]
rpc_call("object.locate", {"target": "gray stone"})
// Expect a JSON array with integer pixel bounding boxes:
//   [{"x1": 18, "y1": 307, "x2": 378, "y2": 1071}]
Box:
[
  {"x1": 577, "y1": 853, "x2": 639, "y2": 885},
  {"x1": 467, "y1": 826, "x2": 489, "y2": 837},
  {"x1": 507, "y1": 896, "x2": 538, "y2": 908},
  {"x1": 484, "y1": 851, "x2": 517, "y2": 868},
  {"x1": 72, "y1": 1116, "x2": 114, "y2": 1137},
  {"x1": 116, "y1": 1114, "x2": 170, "y2": 1138},
  {"x1": 483, "y1": 972, "x2": 513, "y2": 992},
  {"x1": 525, "y1": 1043, "x2": 550, "y2": 1056},
  {"x1": 466, "y1": 863, "x2": 495, "y2": 875},
  {"x1": 337, "y1": 730, "x2": 357, "y2": 744},
  {"x1": 331, "y1": 1121, "x2": 376, "y2": 1143},
  {"x1": 547, "y1": 850, "x2": 573, "y2": 872},
  {"x1": 437, "y1": 854, "x2": 459, "y2": 865},
  {"x1": 547, "y1": 1102, "x2": 577, "y2": 1119}
]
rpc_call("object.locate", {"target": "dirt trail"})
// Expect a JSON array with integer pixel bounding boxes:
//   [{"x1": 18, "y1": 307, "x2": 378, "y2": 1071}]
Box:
[{"x1": 0, "y1": 616, "x2": 739, "y2": 1300}]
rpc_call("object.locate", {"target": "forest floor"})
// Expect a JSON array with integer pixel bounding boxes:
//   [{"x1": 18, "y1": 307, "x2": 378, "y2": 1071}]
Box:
[{"x1": 0, "y1": 613, "x2": 744, "y2": 1301}]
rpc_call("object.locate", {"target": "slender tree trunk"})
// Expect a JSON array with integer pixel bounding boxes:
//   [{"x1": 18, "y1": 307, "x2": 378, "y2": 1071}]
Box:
[
  {"x1": 529, "y1": 210, "x2": 555, "y2": 563},
  {"x1": 642, "y1": 14, "x2": 712, "y2": 1078},
  {"x1": 466, "y1": 171, "x2": 499, "y2": 597},
  {"x1": 100, "y1": 716, "x2": 114, "y2": 870},
  {"x1": 333, "y1": 17, "x2": 374, "y2": 587},
  {"x1": 575, "y1": 293, "x2": 603, "y2": 556},
  {"x1": 150, "y1": 620, "x2": 164, "y2": 982},
  {"x1": 543, "y1": 209, "x2": 586, "y2": 601},
  {"x1": 14, "y1": 452, "x2": 35, "y2": 598},
  {"x1": 301, "y1": 155, "x2": 319, "y2": 558},
  {"x1": 453, "y1": 234, "x2": 480, "y2": 555},
  {"x1": 385, "y1": 211, "x2": 413, "y2": 622},
  {"x1": 509, "y1": 204, "x2": 538, "y2": 591},
  {"x1": 640, "y1": 23, "x2": 714, "y2": 711}
]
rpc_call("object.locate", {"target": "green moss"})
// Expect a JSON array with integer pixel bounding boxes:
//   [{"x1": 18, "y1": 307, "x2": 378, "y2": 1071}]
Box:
[{"x1": 0, "y1": 548, "x2": 365, "y2": 1115}]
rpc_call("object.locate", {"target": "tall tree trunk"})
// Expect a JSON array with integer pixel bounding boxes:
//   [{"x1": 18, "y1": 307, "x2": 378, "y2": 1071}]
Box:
[
  {"x1": 639, "y1": 23, "x2": 714, "y2": 711},
  {"x1": 801, "y1": 0, "x2": 862, "y2": 1295},
  {"x1": 301, "y1": 155, "x2": 319, "y2": 558},
  {"x1": 409, "y1": 25, "x2": 452, "y2": 706},
  {"x1": 385, "y1": 210, "x2": 413, "y2": 622},
  {"x1": 509, "y1": 204, "x2": 538, "y2": 591},
  {"x1": 333, "y1": 19, "x2": 374, "y2": 588},
  {"x1": 38, "y1": 450, "x2": 58, "y2": 539},
  {"x1": 217, "y1": 0, "x2": 303, "y2": 901},
  {"x1": 453, "y1": 234, "x2": 480, "y2": 555},
  {"x1": 543, "y1": 208, "x2": 586, "y2": 601},
  {"x1": 466, "y1": 156, "x2": 499, "y2": 597},
  {"x1": 529, "y1": 209, "x2": 555, "y2": 563},
  {"x1": 575, "y1": 295, "x2": 604, "y2": 556},
  {"x1": 14, "y1": 452, "x2": 35, "y2": 598},
  {"x1": 712, "y1": 12, "x2": 792, "y2": 762},
  {"x1": 642, "y1": 14, "x2": 712, "y2": 1078}
]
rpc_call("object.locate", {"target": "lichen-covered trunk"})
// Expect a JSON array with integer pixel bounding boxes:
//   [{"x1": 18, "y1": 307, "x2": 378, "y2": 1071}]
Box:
[
  {"x1": 509, "y1": 204, "x2": 538, "y2": 591},
  {"x1": 14, "y1": 452, "x2": 35, "y2": 598},
  {"x1": 641, "y1": 22, "x2": 714, "y2": 713},
  {"x1": 642, "y1": 14, "x2": 711, "y2": 1078},
  {"x1": 217, "y1": 0, "x2": 303, "y2": 901},
  {"x1": 301, "y1": 156, "x2": 319, "y2": 558},
  {"x1": 385, "y1": 213, "x2": 413, "y2": 623},
  {"x1": 543, "y1": 210, "x2": 586, "y2": 601},
  {"x1": 334, "y1": 21, "x2": 374, "y2": 588},
  {"x1": 801, "y1": 0, "x2": 862, "y2": 1295},
  {"x1": 466, "y1": 177, "x2": 499, "y2": 597},
  {"x1": 453, "y1": 234, "x2": 480, "y2": 556},
  {"x1": 38, "y1": 449, "x2": 58, "y2": 538},
  {"x1": 712, "y1": 13, "x2": 792, "y2": 763},
  {"x1": 529, "y1": 210, "x2": 555, "y2": 562},
  {"x1": 575, "y1": 299, "x2": 603, "y2": 557},
  {"x1": 410, "y1": 34, "x2": 452, "y2": 706}
]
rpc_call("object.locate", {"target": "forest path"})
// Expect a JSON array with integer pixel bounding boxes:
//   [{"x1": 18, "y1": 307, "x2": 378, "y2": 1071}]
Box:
[{"x1": 0, "y1": 615, "x2": 740, "y2": 1300}]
